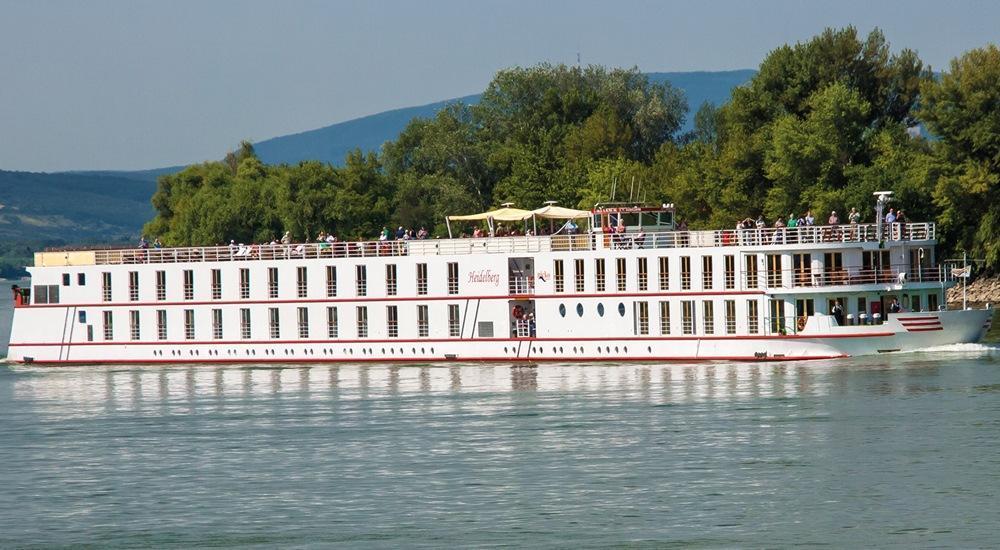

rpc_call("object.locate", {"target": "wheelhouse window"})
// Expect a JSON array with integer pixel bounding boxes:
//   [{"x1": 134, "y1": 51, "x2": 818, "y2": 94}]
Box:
[
  {"x1": 129, "y1": 310, "x2": 140, "y2": 341},
  {"x1": 326, "y1": 306, "x2": 338, "y2": 338},
  {"x1": 574, "y1": 259, "x2": 585, "y2": 292},
  {"x1": 297, "y1": 307, "x2": 309, "y2": 338},
  {"x1": 638, "y1": 257, "x2": 648, "y2": 291},
  {"x1": 212, "y1": 308, "x2": 223, "y2": 339},
  {"x1": 386, "y1": 305, "x2": 399, "y2": 338},
  {"x1": 211, "y1": 269, "x2": 222, "y2": 300},
  {"x1": 297, "y1": 266, "x2": 308, "y2": 298},
  {"x1": 157, "y1": 309, "x2": 167, "y2": 340},
  {"x1": 184, "y1": 309, "x2": 195, "y2": 340},
  {"x1": 102, "y1": 272, "x2": 112, "y2": 302},
  {"x1": 417, "y1": 305, "x2": 429, "y2": 337},
  {"x1": 554, "y1": 260, "x2": 564, "y2": 292},
  {"x1": 269, "y1": 307, "x2": 280, "y2": 339},
  {"x1": 595, "y1": 259, "x2": 606, "y2": 292},
  {"x1": 128, "y1": 271, "x2": 139, "y2": 301},
  {"x1": 240, "y1": 268, "x2": 250, "y2": 299},
  {"x1": 326, "y1": 266, "x2": 337, "y2": 297},
  {"x1": 386, "y1": 264, "x2": 397, "y2": 296},
  {"x1": 183, "y1": 269, "x2": 194, "y2": 300},
  {"x1": 448, "y1": 304, "x2": 461, "y2": 337},
  {"x1": 658, "y1": 257, "x2": 669, "y2": 290},
  {"x1": 447, "y1": 262, "x2": 459, "y2": 295},
  {"x1": 416, "y1": 263, "x2": 428, "y2": 295},
  {"x1": 156, "y1": 270, "x2": 166, "y2": 300},
  {"x1": 356, "y1": 265, "x2": 367, "y2": 297},
  {"x1": 356, "y1": 306, "x2": 368, "y2": 338},
  {"x1": 268, "y1": 267, "x2": 279, "y2": 298}
]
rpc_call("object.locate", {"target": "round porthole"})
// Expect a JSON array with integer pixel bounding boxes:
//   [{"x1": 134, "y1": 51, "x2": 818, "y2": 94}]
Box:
[
  {"x1": 597, "y1": 303, "x2": 605, "y2": 317},
  {"x1": 576, "y1": 303, "x2": 584, "y2": 317},
  {"x1": 618, "y1": 303, "x2": 626, "y2": 317},
  {"x1": 559, "y1": 304, "x2": 567, "y2": 317}
]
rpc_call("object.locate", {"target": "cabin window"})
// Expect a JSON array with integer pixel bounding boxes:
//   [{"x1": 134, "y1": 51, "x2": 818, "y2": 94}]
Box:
[
  {"x1": 616, "y1": 258, "x2": 627, "y2": 292},
  {"x1": 747, "y1": 299, "x2": 759, "y2": 334},
  {"x1": 745, "y1": 255, "x2": 759, "y2": 289},
  {"x1": 659, "y1": 301, "x2": 671, "y2": 335},
  {"x1": 183, "y1": 269, "x2": 194, "y2": 300},
  {"x1": 680, "y1": 256, "x2": 691, "y2": 290},
  {"x1": 156, "y1": 270, "x2": 166, "y2": 300},
  {"x1": 416, "y1": 263, "x2": 428, "y2": 295},
  {"x1": 857, "y1": 297, "x2": 867, "y2": 318},
  {"x1": 386, "y1": 264, "x2": 398, "y2": 296},
  {"x1": 725, "y1": 300, "x2": 736, "y2": 334},
  {"x1": 554, "y1": 260, "x2": 564, "y2": 292},
  {"x1": 269, "y1": 307, "x2": 280, "y2": 338},
  {"x1": 129, "y1": 271, "x2": 139, "y2": 301},
  {"x1": 212, "y1": 308, "x2": 223, "y2": 339},
  {"x1": 658, "y1": 257, "x2": 669, "y2": 290},
  {"x1": 78, "y1": 311, "x2": 87, "y2": 323},
  {"x1": 77, "y1": 273, "x2": 86, "y2": 286},
  {"x1": 386, "y1": 305, "x2": 399, "y2": 338},
  {"x1": 477, "y1": 321, "x2": 494, "y2": 338},
  {"x1": 33, "y1": 285, "x2": 59, "y2": 304},
  {"x1": 211, "y1": 269, "x2": 222, "y2": 300},
  {"x1": 129, "y1": 310, "x2": 140, "y2": 341},
  {"x1": 638, "y1": 257, "x2": 648, "y2": 291},
  {"x1": 417, "y1": 305, "x2": 429, "y2": 337},
  {"x1": 447, "y1": 262, "x2": 459, "y2": 295},
  {"x1": 62, "y1": 273, "x2": 70, "y2": 286},
  {"x1": 157, "y1": 309, "x2": 168, "y2": 340},
  {"x1": 824, "y1": 252, "x2": 844, "y2": 285},
  {"x1": 595, "y1": 258, "x2": 606, "y2": 292},
  {"x1": 240, "y1": 268, "x2": 251, "y2": 299},
  {"x1": 793, "y1": 254, "x2": 812, "y2": 287},
  {"x1": 240, "y1": 308, "x2": 251, "y2": 339},
  {"x1": 766, "y1": 254, "x2": 782, "y2": 288},
  {"x1": 268, "y1": 267, "x2": 279, "y2": 298},
  {"x1": 326, "y1": 306, "x2": 338, "y2": 338},
  {"x1": 297, "y1": 307, "x2": 309, "y2": 338},
  {"x1": 911, "y1": 294, "x2": 922, "y2": 312},
  {"x1": 102, "y1": 272, "x2": 112, "y2": 302},
  {"x1": 184, "y1": 309, "x2": 195, "y2": 340},
  {"x1": 103, "y1": 310, "x2": 113, "y2": 340},
  {"x1": 448, "y1": 304, "x2": 461, "y2": 337},
  {"x1": 326, "y1": 266, "x2": 337, "y2": 297},
  {"x1": 295, "y1": 266, "x2": 308, "y2": 298},
  {"x1": 769, "y1": 299, "x2": 785, "y2": 334},
  {"x1": 574, "y1": 259, "x2": 585, "y2": 292},
  {"x1": 681, "y1": 300, "x2": 695, "y2": 335},
  {"x1": 702, "y1": 256, "x2": 713, "y2": 290},
  {"x1": 703, "y1": 300, "x2": 715, "y2": 335},
  {"x1": 796, "y1": 298, "x2": 815, "y2": 318},
  {"x1": 928, "y1": 293, "x2": 939, "y2": 311},
  {"x1": 724, "y1": 255, "x2": 735, "y2": 290},
  {"x1": 635, "y1": 301, "x2": 649, "y2": 335},
  {"x1": 355, "y1": 265, "x2": 367, "y2": 297},
  {"x1": 356, "y1": 306, "x2": 368, "y2": 338}
]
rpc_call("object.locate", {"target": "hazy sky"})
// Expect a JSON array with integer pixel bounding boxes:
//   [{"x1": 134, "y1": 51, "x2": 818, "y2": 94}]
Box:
[{"x1": 1, "y1": 0, "x2": 997, "y2": 172}]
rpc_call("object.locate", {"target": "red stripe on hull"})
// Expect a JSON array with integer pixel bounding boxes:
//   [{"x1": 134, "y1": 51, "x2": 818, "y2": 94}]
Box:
[{"x1": 905, "y1": 327, "x2": 944, "y2": 332}]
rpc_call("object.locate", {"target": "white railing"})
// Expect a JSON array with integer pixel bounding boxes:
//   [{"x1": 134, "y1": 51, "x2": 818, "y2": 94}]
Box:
[{"x1": 82, "y1": 222, "x2": 936, "y2": 265}]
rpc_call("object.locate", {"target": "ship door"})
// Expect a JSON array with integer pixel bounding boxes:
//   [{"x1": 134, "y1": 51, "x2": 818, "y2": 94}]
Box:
[
  {"x1": 509, "y1": 257, "x2": 535, "y2": 295},
  {"x1": 509, "y1": 299, "x2": 536, "y2": 338}
]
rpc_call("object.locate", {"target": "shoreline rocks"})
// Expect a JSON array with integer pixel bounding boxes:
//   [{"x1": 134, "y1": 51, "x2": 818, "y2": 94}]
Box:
[{"x1": 947, "y1": 276, "x2": 1000, "y2": 305}]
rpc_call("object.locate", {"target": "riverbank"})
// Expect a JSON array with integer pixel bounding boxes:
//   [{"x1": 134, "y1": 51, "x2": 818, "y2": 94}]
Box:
[{"x1": 947, "y1": 276, "x2": 1000, "y2": 306}]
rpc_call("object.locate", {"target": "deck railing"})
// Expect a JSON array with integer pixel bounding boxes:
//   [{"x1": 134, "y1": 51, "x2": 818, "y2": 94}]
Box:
[{"x1": 84, "y1": 222, "x2": 936, "y2": 266}]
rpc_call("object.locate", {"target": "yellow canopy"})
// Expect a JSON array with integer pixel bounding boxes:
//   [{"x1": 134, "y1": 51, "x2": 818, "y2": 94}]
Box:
[
  {"x1": 531, "y1": 205, "x2": 591, "y2": 219},
  {"x1": 448, "y1": 207, "x2": 533, "y2": 222}
]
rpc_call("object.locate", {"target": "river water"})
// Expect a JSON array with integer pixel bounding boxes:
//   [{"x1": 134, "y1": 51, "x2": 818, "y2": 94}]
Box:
[{"x1": 3, "y1": 284, "x2": 1000, "y2": 547}]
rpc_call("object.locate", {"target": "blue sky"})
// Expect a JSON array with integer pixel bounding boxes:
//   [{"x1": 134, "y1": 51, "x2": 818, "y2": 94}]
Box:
[{"x1": 1, "y1": 0, "x2": 997, "y2": 172}]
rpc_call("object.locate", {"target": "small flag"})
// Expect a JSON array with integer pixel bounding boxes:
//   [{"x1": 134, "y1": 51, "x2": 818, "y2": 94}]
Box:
[{"x1": 951, "y1": 266, "x2": 972, "y2": 278}]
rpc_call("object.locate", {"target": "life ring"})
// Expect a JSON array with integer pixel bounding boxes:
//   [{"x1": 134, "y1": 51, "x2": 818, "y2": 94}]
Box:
[{"x1": 797, "y1": 316, "x2": 807, "y2": 332}]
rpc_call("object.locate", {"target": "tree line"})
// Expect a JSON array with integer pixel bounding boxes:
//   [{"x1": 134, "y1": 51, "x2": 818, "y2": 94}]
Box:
[{"x1": 144, "y1": 27, "x2": 1000, "y2": 271}]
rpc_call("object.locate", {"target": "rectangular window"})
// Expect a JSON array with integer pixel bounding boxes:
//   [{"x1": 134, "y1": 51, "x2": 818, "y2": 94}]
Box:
[
  {"x1": 157, "y1": 309, "x2": 167, "y2": 340},
  {"x1": 658, "y1": 257, "x2": 669, "y2": 290},
  {"x1": 297, "y1": 307, "x2": 309, "y2": 338},
  {"x1": 747, "y1": 300, "x2": 760, "y2": 334},
  {"x1": 703, "y1": 300, "x2": 714, "y2": 335},
  {"x1": 766, "y1": 254, "x2": 782, "y2": 288},
  {"x1": 240, "y1": 308, "x2": 251, "y2": 339},
  {"x1": 595, "y1": 259, "x2": 606, "y2": 292},
  {"x1": 912, "y1": 294, "x2": 921, "y2": 313},
  {"x1": 326, "y1": 266, "x2": 337, "y2": 297},
  {"x1": 793, "y1": 253, "x2": 812, "y2": 287},
  {"x1": 183, "y1": 269, "x2": 194, "y2": 300},
  {"x1": 386, "y1": 264, "x2": 397, "y2": 296},
  {"x1": 269, "y1": 307, "x2": 280, "y2": 339},
  {"x1": 240, "y1": 268, "x2": 250, "y2": 299},
  {"x1": 386, "y1": 305, "x2": 399, "y2": 338},
  {"x1": 268, "y1": 267, "x2": 279, "y2": 298},
  {"x1": 212, "y1": 308, "x2": 223, "y2": 339},
  {"x1": 928, "y1": 293, "x2": 939, "y2": 311},
  {"x1": 857, "y1": 297, "x2": 867, "y2": 318},
  {"x1": 184, "y1": 309, "x2": 195, "y2": 340},
  {"x1": 638, "y1": 257, "x2": 648, "y2": 291},
  {"x1": 416, "y1": 263, "x2": 428, "y2": 295},
  {"x1": 659, "y1": 301, "x2": 671, "y2": 335},
  {"x1": 297, "y1": 266, "x2": 308, "y2": 298},
  {"x1": 356, "y1": 265, "x2": 367, "y2": 297},
  {"x1": 102, "y1": 272, "x2": 112, "y2": 302},
  {"x1": 417, "y1": 305, "x2": 429, "y2": 337},
  {"x1": 326, "y1": 306, "x2": 338, "y2": 338},
  {"x1": 211, "y1": 269, "x2": 222, "y2": 300},
  {"x1": 77, "y1": 273, "x2": 86, "y2": 286},
  {"x1": 356, "y1": 306, "x2": 368, "y2": 338},
  {"x1": 128, "y1": 271, "x2": 139, "y2": 301},
  {"x1": 680, "y1": 256, "x2": 691, "y2": 290},
  {"x1": 636, "y1": 301, "x2": 649, "y2": 335},
  {"x1": 447, "y1": 262, "x2": 459, "y2": 294},
  {"x1": 824, "y1": 252, "x2": 844, "y2": 285},
  {"x1": 574, "y1": 259, "x2": 585, "y2": 292},
  {"x1": 769, "y1": 299, "x2": 785, "y2": 334},
  {"x1": 725, "y1": 300, "x2": 736, "y2": 334},
  {"x1": 724, "y1": 255, "x2": 735, "y2": 290},
  {"x1": 681, "y1": 300, "x2": 695, "y2": 335},
  {"x1": 62, "y1": 273, "x2": 70, "y2": 286},
  {"x1": 554, "y1": 260, "x2": 564, "y2": 292},
  {"x1": 103, "y1": 310, "x2": 113, "y2": 340},
  {"x1": 702, "y1": 256, "x2": 713, "y2": 290},
  {"x1": 448, "y1": 304, "x2": 461, "y2": 337},
  {"x1": 129, "y1": 310, "x2": 140, "y2": 341},
  {"x1": 156, "y1": 270, "x2": 166, "y2": 300},
  {"x1": 616, "y1": 258, "x2": 627, "y2": 292},
  {"x1": 745, "y1": 254, "x2": 759, "y2": 289}
]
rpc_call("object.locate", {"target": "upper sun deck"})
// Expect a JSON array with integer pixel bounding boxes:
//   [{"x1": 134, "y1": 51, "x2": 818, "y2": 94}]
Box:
[{"x1": 33, "y1": 222, "x2": 936, "y2": 268}]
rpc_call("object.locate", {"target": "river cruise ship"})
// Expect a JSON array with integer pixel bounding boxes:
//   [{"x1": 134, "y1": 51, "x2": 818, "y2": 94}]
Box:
[{"x1": 7, "y1": 195, "x2": 992, "y2": 365}]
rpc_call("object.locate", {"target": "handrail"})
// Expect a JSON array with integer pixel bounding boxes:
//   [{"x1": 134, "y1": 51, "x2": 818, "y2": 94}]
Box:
[{"x1": 77, "y1": 222, "x2": 936, "y2": 266}]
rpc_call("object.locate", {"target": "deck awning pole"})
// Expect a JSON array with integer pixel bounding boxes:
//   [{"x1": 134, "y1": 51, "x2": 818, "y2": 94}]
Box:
[{"x1": 446, "y1": 217, "x2": 452, "y2": 239}]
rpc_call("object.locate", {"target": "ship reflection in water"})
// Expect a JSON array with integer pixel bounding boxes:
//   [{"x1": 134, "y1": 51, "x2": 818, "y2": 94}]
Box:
[{"x1": 10, "y1": 358, "x2": 952, "y2": 419}]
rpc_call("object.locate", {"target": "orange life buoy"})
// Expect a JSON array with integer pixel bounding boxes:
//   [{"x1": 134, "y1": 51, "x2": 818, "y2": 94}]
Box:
[{"x1": 797, "y1": 316, "x2": 807, "y2": 332}]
